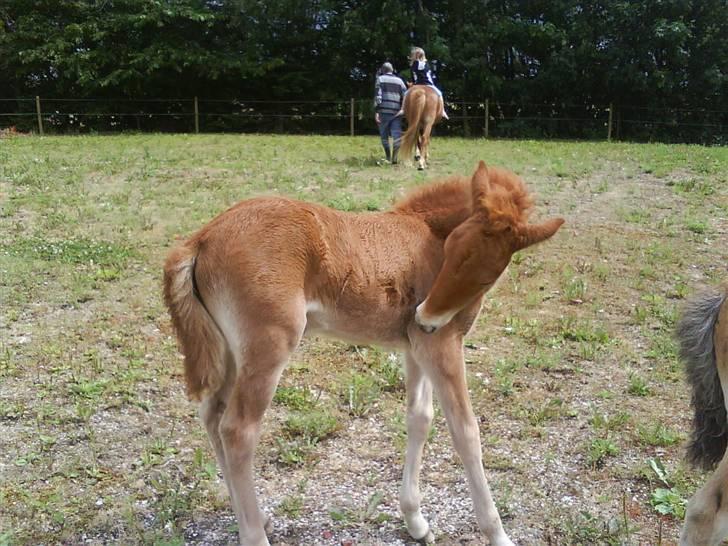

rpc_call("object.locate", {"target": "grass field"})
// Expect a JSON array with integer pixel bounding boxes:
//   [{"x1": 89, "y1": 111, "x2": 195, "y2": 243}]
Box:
[{"x1": 1, "y1": 134, "x2": 727, "y2": 545}]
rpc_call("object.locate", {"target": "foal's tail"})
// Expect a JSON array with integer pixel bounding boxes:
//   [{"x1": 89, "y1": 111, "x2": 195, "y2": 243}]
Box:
[
  {"x1": 677, "y1": 285, "x2": 728, "y2": 469},
  {"x1": 163, "y1": 243, "x2": 226, "y2": 400},
  {"x1": 399, "y1": 90, "x2": 426, "y2": 162}
]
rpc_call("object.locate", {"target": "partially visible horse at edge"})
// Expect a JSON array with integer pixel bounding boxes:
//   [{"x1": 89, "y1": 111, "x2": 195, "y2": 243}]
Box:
[
  {"x1": 677, "y1": 284, "x2": 728, "y2": 546},
  {"x1": 399, "y1": 85, "x2": 443, "y2": 170},
  {"x1": 163, "y1": 161, "x2": 565, "y2": 546}
]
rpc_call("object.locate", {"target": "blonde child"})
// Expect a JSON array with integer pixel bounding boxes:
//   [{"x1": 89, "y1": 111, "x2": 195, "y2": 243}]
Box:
[{"x1": 399, "y1": 47, "x2": 449, "y2": 119}]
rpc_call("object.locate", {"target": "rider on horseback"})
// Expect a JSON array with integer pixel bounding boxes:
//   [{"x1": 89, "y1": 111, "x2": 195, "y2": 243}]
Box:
[{"x1": 398, "y1": 47, "x2": 449, "y2": 120}]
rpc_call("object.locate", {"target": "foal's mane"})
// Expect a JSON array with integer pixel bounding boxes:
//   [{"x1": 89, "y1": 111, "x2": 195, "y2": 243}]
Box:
[
  {"x1": 393, "y1": 175, "x2": 471, "y2": 215},
  {"x1": 393, "y1": 167, "x2": 534, "y2": 226}
]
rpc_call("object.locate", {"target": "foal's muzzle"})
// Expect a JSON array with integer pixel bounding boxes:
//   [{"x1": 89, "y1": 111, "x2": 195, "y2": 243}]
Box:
[{"x1": 414, "y1": 303, "x2": 438, "y2": 334}]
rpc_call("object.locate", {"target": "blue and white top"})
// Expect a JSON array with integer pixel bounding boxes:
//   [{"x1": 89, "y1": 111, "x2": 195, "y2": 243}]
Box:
[{"x1": 374, "y1": 73, "x2": 407, "y2": 115}]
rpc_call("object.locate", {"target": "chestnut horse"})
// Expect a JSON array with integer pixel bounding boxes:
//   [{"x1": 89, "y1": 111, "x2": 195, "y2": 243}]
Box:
[
  {"x1": 399, "y1": 85, "x2": 443, "y2": 170},
  {"x1": 677, "y1": 284, "x2": 728, "y2": 546},
  {"x1": 163, "y1": 162, "x2": 564, "y2": 546}
]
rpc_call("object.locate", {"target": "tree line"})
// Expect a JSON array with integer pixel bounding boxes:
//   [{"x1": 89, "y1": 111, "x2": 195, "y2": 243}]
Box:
[{"x1": 1, "y1": 1, "x2": 726, "y2": 142}]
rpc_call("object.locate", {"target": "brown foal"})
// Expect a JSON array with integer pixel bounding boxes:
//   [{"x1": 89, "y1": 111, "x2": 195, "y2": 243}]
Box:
[
  {"x1": 163, "y1": 161, "x2": 564, "y2": 546},
  {"x1": 400, "y1": 85, "x2": 443, "y2": 170}
]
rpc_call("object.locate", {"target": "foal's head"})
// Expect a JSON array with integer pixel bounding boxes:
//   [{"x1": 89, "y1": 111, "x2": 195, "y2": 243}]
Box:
[{"x1": 415, "y1": 161, "x2": 564, "y2": 333}]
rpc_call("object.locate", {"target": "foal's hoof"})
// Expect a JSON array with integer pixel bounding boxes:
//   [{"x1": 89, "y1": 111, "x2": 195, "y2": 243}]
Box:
[
  {"x1": 263, "y1": 515, "x2": 273, "y2": 534},
  {"x1": 417, "y1": 165, "x2": 425, "y2": 171},
  {"x1": 413, "y1": 525, "x2": 435, "y2": 544}
]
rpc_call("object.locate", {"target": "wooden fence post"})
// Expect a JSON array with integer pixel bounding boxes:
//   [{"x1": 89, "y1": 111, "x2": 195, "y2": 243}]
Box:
[
  {"x1": 35, "y1": 96, "x2": 43, "y2": 136},
  {"x1": 484, "y1": 99, "x2": 489, "y2": 138},
  {"x1": 194, "y1": 96, "x2": 199, "y2": 134},
  {"x1": 607, "y1": 102, "x2": 613, "y2": 141},
  {"x1": 350, "y1": 98, "x2": 355, "y2": 136},
  {"x1": 462, "y1": 100, "x2": 470, "y2": 137}
]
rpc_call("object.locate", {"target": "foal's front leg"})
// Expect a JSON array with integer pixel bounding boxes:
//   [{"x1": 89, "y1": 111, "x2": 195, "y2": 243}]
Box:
[
  {"x1": 400, "y1": 352, "x2": 435, "y2": 542},
  {"x1": 412, "y1": 335, "x2": 514, "y2": 546}
]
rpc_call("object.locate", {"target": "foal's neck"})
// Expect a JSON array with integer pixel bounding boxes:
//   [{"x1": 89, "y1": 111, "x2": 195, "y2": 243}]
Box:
[{"x1": 393, "y1": 177, "x2": 472, "y2": 239}]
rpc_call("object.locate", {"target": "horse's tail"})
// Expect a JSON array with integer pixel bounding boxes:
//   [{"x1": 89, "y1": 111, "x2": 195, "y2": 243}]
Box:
[
  {"x1": 163, "y1": 242, "x2": 226, "y2": 400},
  {"x1": 399, "y1": 90, "x2": 426, "y2": 162},
  {"x1": 677, "y1": 284, "x2": 728, "y2": 469}
]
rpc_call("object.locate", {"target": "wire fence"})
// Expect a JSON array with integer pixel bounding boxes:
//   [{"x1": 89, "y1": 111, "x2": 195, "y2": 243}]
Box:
[{"x1": 1, "y1": 96, "x2": 726, "y2": 144}]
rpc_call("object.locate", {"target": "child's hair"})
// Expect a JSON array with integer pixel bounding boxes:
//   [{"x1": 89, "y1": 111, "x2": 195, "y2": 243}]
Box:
[{"x1": 410, "y1": 47, "x2": 426, "y2": 62}]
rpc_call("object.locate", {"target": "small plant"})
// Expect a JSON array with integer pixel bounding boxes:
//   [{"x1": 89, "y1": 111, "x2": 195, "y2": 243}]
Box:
[
  {"x1": 646, "y1": 458, "x2": 688, "y2": 519},
  {"x1": 587, "y1": 437, "x2": 619, "y2": 468},
  {"x1": 494, "y1": 358, "x2": 520, "y2": 397},
  {"x1": 590, "y1": 411, "x2": 631, "y2": 432},
  {"x1": 329, "y1": 491, "x2": 389, "y2": 526},
  {"x1": 341, "y1": 372, "x2": 381, "y2": 417},
  {"x1": 563, "y1": 276, "x2": 587, "y2": 302},
  {"x1": 273, "y1": 386, "x2": 316, "y2": 410},
  {"x1": 685, "y1": 219, "x2": 708, "y2": 234},
  {"x1": 632, "y1": 305, "x2": 648, "y2": 324},
  {"x1": 627, "y1": 373, "x2": 650, "y2": 397},
  {"x1": 368, "y1": 350, "x2": 403, "y2": 392},
  {"x1": 275, "y1": 409, "x2": 340, "y2": 466},
  {"x1": 276, "y1": 494, "x2": 304, "y2": 518},
  {"x1": 636, "y1": 422, "x2": 680, "y2": 447},
  {"x1": 525, "y1": 398, "x2": 565, "y2": 426},
  {"x1": 192, "y1": 447, "x2": 218, "y2": 481}
]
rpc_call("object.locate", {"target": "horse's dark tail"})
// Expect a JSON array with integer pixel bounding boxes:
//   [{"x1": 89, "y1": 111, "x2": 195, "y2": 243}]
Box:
[
  {"x1": 677, "y1": 285, "x2": 728, "y2": 469},
  {"x1": 399, "y1": 89, "x2": 426, "y2": 163}
]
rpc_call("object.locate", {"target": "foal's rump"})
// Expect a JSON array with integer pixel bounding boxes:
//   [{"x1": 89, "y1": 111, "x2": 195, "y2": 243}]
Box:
[
  {"x1": 163, "y1": 197, "x2": 317, "y2": 399},
  {"x1": 677, "y1": 284, "x2": 728, "y2": 469}
]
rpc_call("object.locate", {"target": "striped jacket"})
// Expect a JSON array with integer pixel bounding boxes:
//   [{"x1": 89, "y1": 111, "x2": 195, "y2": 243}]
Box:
[{"x1": 374, "y1": 73, "x2": 407, "y2": 115}]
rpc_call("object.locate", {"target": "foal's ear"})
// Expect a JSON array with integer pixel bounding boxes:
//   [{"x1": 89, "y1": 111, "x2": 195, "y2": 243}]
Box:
[
  {"x1": 471, "y1": 160, "x2": 491, "y2": 206},
  {"x1": 514, "y1": 217, "x2": 565, "y2": 250}
]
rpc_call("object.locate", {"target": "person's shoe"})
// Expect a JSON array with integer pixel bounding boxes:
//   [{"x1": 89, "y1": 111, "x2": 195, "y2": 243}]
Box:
[{"x1": 391, "y1": 150, "x2": 399, "y2": 165}]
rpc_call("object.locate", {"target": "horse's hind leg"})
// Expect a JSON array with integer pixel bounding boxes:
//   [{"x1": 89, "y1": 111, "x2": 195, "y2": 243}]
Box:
[
  {"x1": 416, "y1": 132, "x2": 425, "y2": 170},
  {"x1": 681, "y1": 297, "x2": 728, "y2": 546},
  {"x1": 681, "y1": 455, "x2": 728, "y2": 546},
  {"x1": 400, "y1": 352, "x2": 435, "y2": 542},
  {"x1": 219, "y1": 309, "x2": 306, "y2": 546}
]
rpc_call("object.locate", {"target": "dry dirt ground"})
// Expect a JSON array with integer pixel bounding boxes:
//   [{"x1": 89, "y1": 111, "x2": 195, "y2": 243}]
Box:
[{"x1": 1, "y1": 135, "x2": 727, "y2": 545}]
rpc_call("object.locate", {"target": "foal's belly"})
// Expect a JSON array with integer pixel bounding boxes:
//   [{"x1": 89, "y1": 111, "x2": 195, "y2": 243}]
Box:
[{"x1": 303, "y1": 300, "x2": 410, "y2": 348}]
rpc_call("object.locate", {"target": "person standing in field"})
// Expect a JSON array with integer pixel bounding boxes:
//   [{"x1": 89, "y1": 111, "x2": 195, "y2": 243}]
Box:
[
  {"x1": 401, "y1": 47, "x2": 449, "y2": 120},
  {"x1": 374, "y1": 62, "x2": 407, "y2": 164}
]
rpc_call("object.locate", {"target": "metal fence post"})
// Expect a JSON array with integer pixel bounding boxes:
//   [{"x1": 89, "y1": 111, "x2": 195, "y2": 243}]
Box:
[
  {"x1": 35, "y1": 96, "x2": 44, "y2": 136},
  {"x1": 607, "y1": 102, "x2": 613, "y2": 141},
  {"x1": 350, "y1": 98, "x2": 355, "y2": 136},
  {"x1": 484, "y1": 99, "x2": 489, "y2": 138},
  {"x1": 194, "y1": 96, "x2": 199, "y2": 134}
]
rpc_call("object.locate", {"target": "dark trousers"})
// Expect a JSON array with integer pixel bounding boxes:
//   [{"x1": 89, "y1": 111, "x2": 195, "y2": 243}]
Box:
[{"x1": 378, "y1": 112, "x2": 402, "y2": 161}]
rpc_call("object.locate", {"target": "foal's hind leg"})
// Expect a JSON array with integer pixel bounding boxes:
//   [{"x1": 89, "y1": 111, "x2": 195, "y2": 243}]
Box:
[
  {"x1": 220, "y1": 317, "x2": 305, "y2": 546},
  {"x1": 199, "y1": 363, "x2": 272, "y2": 534},
  {"x1": 400, "y1": 352, "x2": 435, "y2": 542}
]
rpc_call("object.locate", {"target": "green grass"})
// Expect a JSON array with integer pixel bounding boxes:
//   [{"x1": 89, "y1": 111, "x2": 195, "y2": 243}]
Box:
[{"x1": 1, "y1": 134, "x2": 727, "y2": 544}]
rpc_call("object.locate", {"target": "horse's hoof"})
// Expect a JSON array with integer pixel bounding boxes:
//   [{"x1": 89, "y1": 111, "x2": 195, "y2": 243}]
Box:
[
  {"x1": 263, "y1": 515, "x2": 273, "y2": 534},
  {"x1": 417, "y1": 165, "x2": 425, "y2": 171}
]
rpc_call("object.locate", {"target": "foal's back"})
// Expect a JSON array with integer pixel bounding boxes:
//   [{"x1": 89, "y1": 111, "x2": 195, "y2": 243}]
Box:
[{"x1": 187, "y1": 196, "x2": 438, "y2": 346}]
